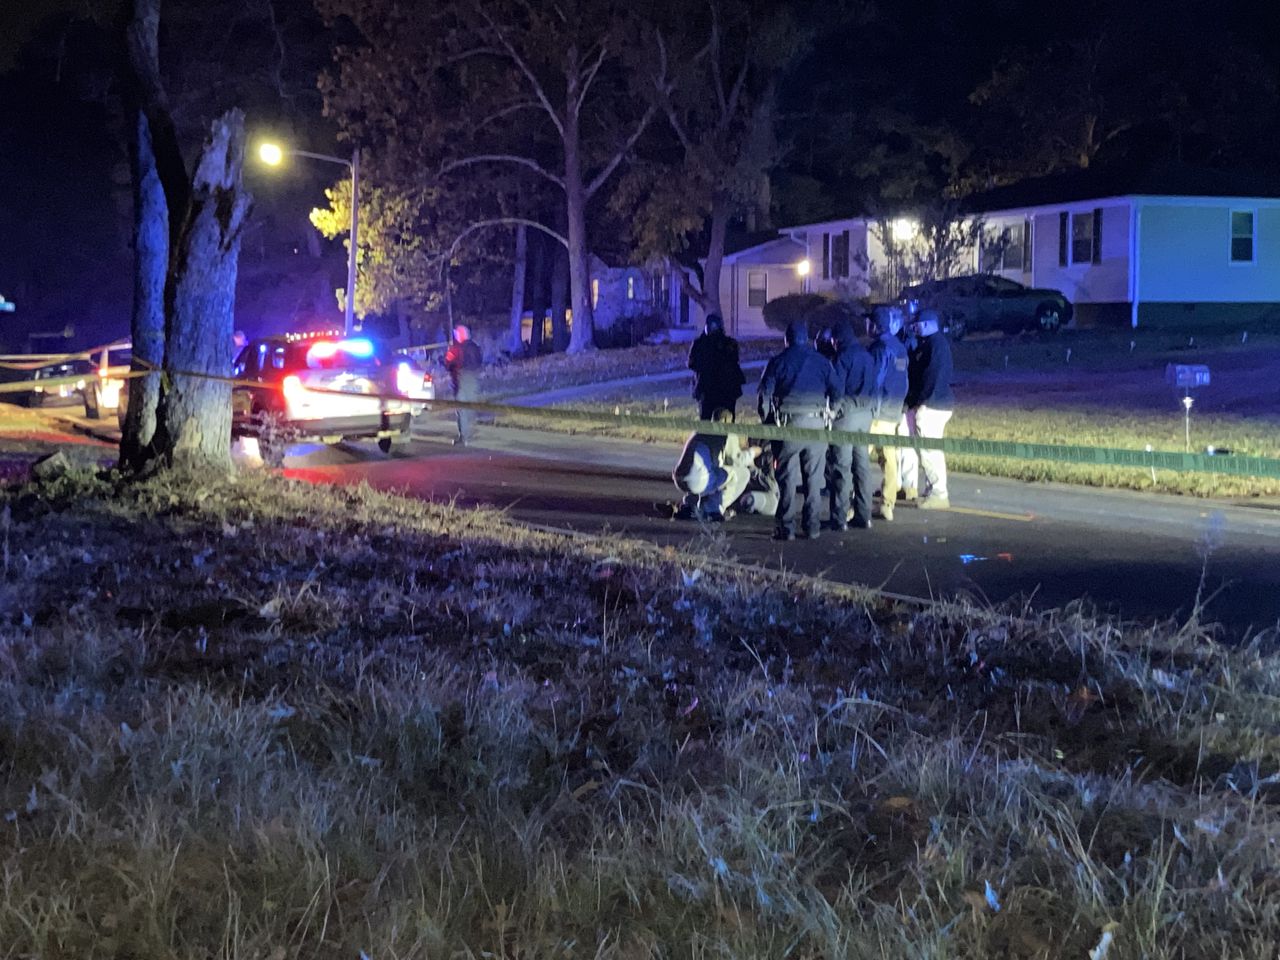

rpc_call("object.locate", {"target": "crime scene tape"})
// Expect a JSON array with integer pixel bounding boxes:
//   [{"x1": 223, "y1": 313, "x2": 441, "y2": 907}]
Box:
[{"x1": 5, "y1": 358, "x2": 1280, "y2": 480}]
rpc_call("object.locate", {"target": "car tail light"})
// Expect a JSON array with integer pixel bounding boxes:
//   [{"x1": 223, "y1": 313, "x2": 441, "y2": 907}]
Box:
[
  {"x1": 396, "y1": 362, "x2": 418, "y2": 395},
  {"x1": 282, "y1": 374, "x2": 307, "y2": 403},
  {"x1": 306, "y1": 340, "x2": 339, "y2": 363}
]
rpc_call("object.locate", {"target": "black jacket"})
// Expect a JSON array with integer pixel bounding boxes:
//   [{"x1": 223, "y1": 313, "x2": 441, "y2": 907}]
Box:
[
  {"x1": 758, "y1": 341, "x2": 838, "y2": 422},
  {"x1": 688, "y1": 331, "x2": 746, "y2": 403},
  {"x1": 868, "y1": 333, "x2": 909, "y2": 421},
  {"x1": 907, "y1": 332, "x2": 955, "y2": 410},
  {"x1": 830, "y1": 340, "x2": 876, "y2": 415}
]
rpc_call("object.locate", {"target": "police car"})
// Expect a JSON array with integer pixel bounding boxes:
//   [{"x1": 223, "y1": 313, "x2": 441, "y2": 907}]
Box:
[{"x1": 231, "y1": 331, "x2": 434, "y2": 464}]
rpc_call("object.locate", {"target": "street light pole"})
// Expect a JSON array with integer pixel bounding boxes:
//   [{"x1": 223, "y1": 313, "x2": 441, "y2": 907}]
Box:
[
  {"x1": 346, "y1": 148, "x2": 360, "y2": 335},
  {"x1": 258, "y1": 143, "x2": 361, "y2": 335}
]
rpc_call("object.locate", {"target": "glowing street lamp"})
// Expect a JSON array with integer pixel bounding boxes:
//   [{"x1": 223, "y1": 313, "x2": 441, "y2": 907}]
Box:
[{"x1": 257, "y1": 140, "x2": 361, "y2": 335}]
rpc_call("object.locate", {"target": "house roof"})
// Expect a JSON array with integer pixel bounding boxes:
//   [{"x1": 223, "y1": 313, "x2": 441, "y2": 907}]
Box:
[
  {"x1": 722, "y1": 236, "x2": 806, "y2": 266},
  {"x1": 963, "y1": 162, "x2": 1280, "y2": 213}
]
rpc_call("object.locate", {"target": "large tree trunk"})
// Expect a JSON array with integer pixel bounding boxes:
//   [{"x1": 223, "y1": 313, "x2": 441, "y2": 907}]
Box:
[
  {"x1": 506, "y1": 222, "x2": 527, "y2": 355},
  {"x1": 700, "y1": 194, "x2": 730, "y2": 319},
  {"x1": 120, "y1": 109, "x2": 166, "y2": 469},
  {"x1": 155, "y1": 110, "x2": 252, "y2": 473},
  {"x1": 547, "y1": 241, "x2": 568, "y2": 355},
  {"x1": 528, "y1": 229, "x2": 548, "y2": 354},
  {"x1": 563, "y1": 110, "x2": 595, "y2": 354}
]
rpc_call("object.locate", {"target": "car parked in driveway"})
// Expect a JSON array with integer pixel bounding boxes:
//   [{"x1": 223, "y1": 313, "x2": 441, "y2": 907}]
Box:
[
  {"x1": 900, "y1": 275, "x2": 1073, "y2": 338},
  {"x1": 231, "y1": 331, "x2": 434, "y2": 465}
]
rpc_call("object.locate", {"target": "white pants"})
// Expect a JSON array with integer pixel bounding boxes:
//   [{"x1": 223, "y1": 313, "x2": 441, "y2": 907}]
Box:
[
  {"x1": 895, "y1": 413, "x2": 919, "y2": 493},
  {"x1": 907, "y1": 406, "x2": 953, "y2": 499}
]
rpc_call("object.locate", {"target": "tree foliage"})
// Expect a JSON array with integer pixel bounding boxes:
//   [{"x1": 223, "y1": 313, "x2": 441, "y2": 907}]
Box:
[
  {"x1": 318, "y1": 0, "x2": 658, "y2": 352},
  {"x1": 615, "y1": 0, "x2": 804, "y2": 317}
]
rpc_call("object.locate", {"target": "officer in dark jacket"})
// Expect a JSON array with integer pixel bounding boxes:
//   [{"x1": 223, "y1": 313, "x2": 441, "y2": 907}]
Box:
[
  {"x1": 758, "y1": 318, "x2": 838, "y2": 541},
  {"x1": 827, "y1": 317, "x2": 876, "y2": 530},
  {"x1": 444, "y1": 324, "x2": 483, "y2": 445},
  {"x1": 906, "y1": 308, "x2": 955, "y2": 508},
  {"x1": 688, "y1": 314, "x2": 746, "y2": 420},
  {"x1": 867, "y1": 306, "x2": 911, "y2": 520}
]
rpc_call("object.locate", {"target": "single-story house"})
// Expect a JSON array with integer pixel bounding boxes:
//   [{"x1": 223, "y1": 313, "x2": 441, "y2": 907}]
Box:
[
  {"x1": 675, "y1": 236, "x2": 808, "y2": 337},
  {"x1": 724, "y1": 163, "x2": 1280, "y2": 329}
]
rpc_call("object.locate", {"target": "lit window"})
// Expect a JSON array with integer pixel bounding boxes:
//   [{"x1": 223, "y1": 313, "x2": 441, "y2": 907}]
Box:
[
  {"x1": 748, "y1": 270, "x2": 768, "y2": 308},
  {"x1": 981, "y1": 223, "x2": 1028, "y2": 273},
  {"x1": 627, "y1": 276, "x2": 635, "y2": 299},
  {"x1": 1231, "y1": 210, "x2": 1255, "y2": 263},
  {"x1": 1071, "y1": 212, "x2": 1095, "y2": 263},
  {"x1": 591, "y1": 278, "x2": 599, "y2": 308}
]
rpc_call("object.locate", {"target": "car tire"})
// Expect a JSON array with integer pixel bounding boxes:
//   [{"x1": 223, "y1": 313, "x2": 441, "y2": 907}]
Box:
[
  {"x1": 1035, "y1": 302, "x2": 1064, "y2": 333},
  {"x1": 83, "y1": 384, "x2": 101, "y2": 420}
]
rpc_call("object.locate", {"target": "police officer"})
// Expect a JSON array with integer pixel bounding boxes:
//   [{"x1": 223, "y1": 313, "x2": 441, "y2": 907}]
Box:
[
  {"x1": 444, "y1": 324, "x2": 483, "y2": 446},
  {"x1": 688, "y1": 314, "x2": 746, "y2": 420},
  {"x1": 906, "y1": 308, "x2": 955, "y2": 509},
  {"x1": 758, "y1": 318, "x2": 838, "y2": 541},
  {"x1": 867, "y1": 306, "x2": 910, "y2": 521},
  {"x1": 827, "y1": 317, "x2": 876, "y2": 530}
]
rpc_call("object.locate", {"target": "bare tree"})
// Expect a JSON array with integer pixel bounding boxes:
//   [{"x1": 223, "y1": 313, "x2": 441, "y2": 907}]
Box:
[{"x1": 320, "y1": 0, "x2": 658, "y2": 353}]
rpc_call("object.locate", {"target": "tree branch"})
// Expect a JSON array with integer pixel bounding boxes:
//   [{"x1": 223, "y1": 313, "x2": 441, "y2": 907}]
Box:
[
  {"x1": 575, "y1": 43, "x2": 609, "y2": 116},
  {"x1": 586, "y1": 105, "x2": 655, "y2": 198},
  {"x1": 474, "y1": 1, "x2": 565, "y2": 138},
  {"x1": 438, "y1": 154, "x2": 565, "y2": 188}
]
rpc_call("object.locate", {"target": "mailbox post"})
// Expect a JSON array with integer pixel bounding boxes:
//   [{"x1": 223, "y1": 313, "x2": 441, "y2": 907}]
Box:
[{"x1": 1165, "y1": 364, "x2": 1211, "y2": 452}]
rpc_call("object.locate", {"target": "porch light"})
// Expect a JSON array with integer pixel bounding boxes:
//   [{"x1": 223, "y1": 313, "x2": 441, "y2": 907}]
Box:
[{"x1": 891, "y1": 218, "x2": 919, "y2": 243}]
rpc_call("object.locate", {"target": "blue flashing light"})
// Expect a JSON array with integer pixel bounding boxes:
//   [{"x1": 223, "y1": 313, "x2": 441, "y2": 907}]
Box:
[{"x1": 338, "y1": 338, "x2": 375, "y2": 358}]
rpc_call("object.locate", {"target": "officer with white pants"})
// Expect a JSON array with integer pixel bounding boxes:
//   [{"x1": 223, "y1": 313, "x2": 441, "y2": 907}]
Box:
[{"x1": 906, "y1": 309, "x2": 955, "y2": 509}]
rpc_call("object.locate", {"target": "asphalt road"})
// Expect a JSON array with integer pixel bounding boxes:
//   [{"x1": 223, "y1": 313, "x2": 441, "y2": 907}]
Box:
[{"x1": 275, "y1": 416, "x2": 1280, "y2": 637}]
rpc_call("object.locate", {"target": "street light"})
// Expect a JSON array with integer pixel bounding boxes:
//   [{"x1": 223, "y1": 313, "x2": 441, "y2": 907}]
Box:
[{"x1": 257, "y1": 141, "x2": 361, "y2": 335}]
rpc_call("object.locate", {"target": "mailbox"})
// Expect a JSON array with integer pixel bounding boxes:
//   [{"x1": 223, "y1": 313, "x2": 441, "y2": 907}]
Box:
[{"x1": 1165, "y1": 364, "x2": 1210, "y2": 389}]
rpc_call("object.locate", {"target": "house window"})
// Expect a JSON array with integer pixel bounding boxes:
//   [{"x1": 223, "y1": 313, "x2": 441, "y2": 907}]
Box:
[
  {"x1": 747, "y1": 270, "x2": 768, "y2": 308},
  {"x1": 591, "y1": 278, "x2": 599, "y2": 308},
  {"x1": 1231, "y1": 210, "x2": 1255, "y2": 263},
  {"x1": 626, "y1": 276, "x2": 635, "y2": 299},
  {"x1": 1062, "y1": 208, "x2": 1103, "y2": 265},
  {"x1": 822, "y1": 233, "x2": 831, "y2": 279},
  {"x1": 981, "y1": 222, "x2": 1029, "y2": 273},
  {"x1": 831, "y1": 230, "x2": 850, "y2": 278}
]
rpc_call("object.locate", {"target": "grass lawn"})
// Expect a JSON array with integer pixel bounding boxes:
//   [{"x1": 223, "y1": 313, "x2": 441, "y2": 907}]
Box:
[
  {"x1": 478, "y1": 339, "x2": 779, "y2": 398},
  {"x1": 2, "y1": 467, "x2": 1279, "y2": 956}
]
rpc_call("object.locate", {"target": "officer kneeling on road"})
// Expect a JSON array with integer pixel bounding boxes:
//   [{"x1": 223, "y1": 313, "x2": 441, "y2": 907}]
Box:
[
  {"x1": 673, "y1": 409, "x2": 760, "y2": 522},
  {"x1": 758, "y1": 318, "x2": 839, "y2": 541},
  {"x1": 827, "y1": 317, "x2": 877, "y2": 530},
  {"x1": 906, "y1": 308, "x2": 955, "y2": 509}
]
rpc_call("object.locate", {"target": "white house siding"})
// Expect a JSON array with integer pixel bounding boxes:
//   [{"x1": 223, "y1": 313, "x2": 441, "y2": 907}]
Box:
[
  {"x1": 1136, "y1": 201, "x2": 1280, "y2": 302},
  {"x1": 795, "y1": 218, "x2": 872, "y2": 298},
  {"x1": 724, "y1": 262, "x2": 805, "y2": 338},
  {"x1": 1027, "y1": 203, "x2": 1131, "y2": 323}
]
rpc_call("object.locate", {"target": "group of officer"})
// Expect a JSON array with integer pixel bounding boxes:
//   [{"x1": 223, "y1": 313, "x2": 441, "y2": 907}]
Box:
[{"x1": 682, "y1": 305, "x2": 955, "y2": 541}]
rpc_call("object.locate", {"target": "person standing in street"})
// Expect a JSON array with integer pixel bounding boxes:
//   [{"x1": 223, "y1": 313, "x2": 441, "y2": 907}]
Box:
[
  {"x1": 867, "y1": 305, "x2": 910, "y2": 521},
  {"x1": 688, "y1": 314, "x2": 746, "y2": 420},
  {"x1": 906, "y1": 308, "x2": 955, "y2": 509},
  {"x1": 758, "y1": 318, "x2": 838, "y2": 541},
  {"x1": 444, "y1": 324, "x2": 483, "y2": 446},
  {"x1": 827, "y1": 317, "x2": 877, "y2": 530}
]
